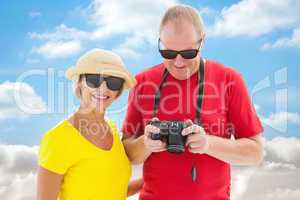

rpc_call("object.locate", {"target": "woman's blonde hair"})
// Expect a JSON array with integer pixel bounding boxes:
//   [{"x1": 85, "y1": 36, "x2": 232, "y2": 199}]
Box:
[{"x1": 159, "y1": 5, "x2": 205, "y2": 40}]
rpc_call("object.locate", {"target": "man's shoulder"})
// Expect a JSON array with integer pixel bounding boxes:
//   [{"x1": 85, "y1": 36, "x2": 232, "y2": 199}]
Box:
[
  {"x1": 135, "y1": 63, "x2": 164, "y2": 83},
  {"x1": 206, "y1": 59, "x2": 234, "y2": 72},
  {"x1": 206, "y1": 59, "x2": 242, "y2": 81}
]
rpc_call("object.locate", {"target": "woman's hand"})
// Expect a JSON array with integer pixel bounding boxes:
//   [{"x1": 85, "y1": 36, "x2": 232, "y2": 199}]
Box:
[{"x1": 127, "y1": 178, "x2": 144, "y2": 197}]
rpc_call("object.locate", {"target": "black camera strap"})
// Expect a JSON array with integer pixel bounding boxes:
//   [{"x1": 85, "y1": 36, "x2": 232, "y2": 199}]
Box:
[
  {"x1": 152, "y1": 58, "x2": 205, "y2": 182},
  {"x1": 152, "y1": 58, "x2": 205, "y2": 125}
]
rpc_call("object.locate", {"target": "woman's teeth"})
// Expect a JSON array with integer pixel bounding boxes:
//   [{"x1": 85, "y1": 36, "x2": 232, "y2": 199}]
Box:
[{"x1": 93, "y1": 95, "x2": 109, "y2": 100}]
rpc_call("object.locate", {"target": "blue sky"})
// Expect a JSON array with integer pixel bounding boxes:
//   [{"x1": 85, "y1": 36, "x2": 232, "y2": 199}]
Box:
[{"x1": 0, "y1": 0, "x2": 300, "y2": 145}]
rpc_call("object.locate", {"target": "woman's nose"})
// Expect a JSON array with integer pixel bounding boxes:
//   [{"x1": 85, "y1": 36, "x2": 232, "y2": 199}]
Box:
[{"x1": 98, "y1": 80, "x2": 109, "y2": 92}]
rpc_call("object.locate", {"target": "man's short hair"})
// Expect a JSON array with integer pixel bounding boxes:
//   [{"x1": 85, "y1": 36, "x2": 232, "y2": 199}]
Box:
[{"x1": 159, "y1": 5, "x2": 205, "y2": 40}]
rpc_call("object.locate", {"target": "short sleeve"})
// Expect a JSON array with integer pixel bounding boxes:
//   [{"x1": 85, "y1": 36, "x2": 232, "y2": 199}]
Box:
[
  {"x1": 38, "y1": 130, "x2": 72, "y2": 175},
  {"x1": 226, "y1": 69, "x2": 263, "y2": 139},
  {"x1": 122, "y1": 77, "x2": 144, "y2": 138}
]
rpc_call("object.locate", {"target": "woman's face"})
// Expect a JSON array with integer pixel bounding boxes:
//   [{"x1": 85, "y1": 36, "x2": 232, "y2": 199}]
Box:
[{"x1": 78, "y1": 74, "x2": 122, "y2": 113}]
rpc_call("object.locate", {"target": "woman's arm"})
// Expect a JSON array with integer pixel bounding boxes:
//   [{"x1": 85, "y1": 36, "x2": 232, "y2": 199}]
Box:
[
  {"x1": 37, "y1": 166, "x2": 64, "y2": 200},
  {"x1": 127, "y1": 178, "x2": 144, "y2": 197}
]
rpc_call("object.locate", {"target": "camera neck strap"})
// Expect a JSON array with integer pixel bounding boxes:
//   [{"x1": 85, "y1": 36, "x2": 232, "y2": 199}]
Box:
[{"x1": 152, "y1": 58, "x2": 205, "y2": 125}]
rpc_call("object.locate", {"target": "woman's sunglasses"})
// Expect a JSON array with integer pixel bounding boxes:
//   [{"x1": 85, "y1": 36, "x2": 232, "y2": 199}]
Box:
[
  {"x1": 81, "y1": 74, "x2": 124, "y2": 91},
  {"x1": 158, "y1": 38, "x2": 202, "y2": 59}
]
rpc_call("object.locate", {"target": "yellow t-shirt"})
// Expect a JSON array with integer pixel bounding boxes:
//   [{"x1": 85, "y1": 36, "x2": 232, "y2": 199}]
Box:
[{"x1": 38, "y1": 119, "x2": 132, "y2": 200}]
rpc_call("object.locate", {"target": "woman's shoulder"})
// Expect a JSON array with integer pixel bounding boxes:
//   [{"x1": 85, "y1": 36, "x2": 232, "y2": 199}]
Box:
[
  {"x1": 38, "y1": 120, "x2": 76, "y2": 174},
  {"x1": 41, "y1": 120, "x2": 74, "y2": 143}
]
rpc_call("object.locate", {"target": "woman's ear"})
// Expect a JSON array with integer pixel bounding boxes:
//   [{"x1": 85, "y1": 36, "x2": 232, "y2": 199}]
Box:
[
  {"x1": 75, "y1": 85, "x2": 82, "y2": 99},
  {"x1": 74, "y1": 75, "x2": 83, "y2": 99}
]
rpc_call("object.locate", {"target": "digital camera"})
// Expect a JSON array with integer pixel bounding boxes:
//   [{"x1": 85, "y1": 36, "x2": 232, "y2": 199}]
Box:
[{"x1": 150, "y1": 121, "x2": 188, "y2": 154}]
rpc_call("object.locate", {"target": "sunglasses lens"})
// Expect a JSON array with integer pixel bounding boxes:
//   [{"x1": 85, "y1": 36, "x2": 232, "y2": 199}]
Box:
[
  {"x1": 85, "y1": 74, "x2": 103, "y2": 88},
  {"x1": 106, "y1": 76, "x2": 124, "y2": 91},
  {"x1": 85, "y1": 74, "x2": 124, "y2": 91},
  {"x1": 180, "y1": 50, "x2": 198, "y2": 59},
  {"x1": 159, "y1": 50, "x2": 178, "y2": 59},
  {"x1": 159, "y1": 49, "x2": 198, "y2": 59}
]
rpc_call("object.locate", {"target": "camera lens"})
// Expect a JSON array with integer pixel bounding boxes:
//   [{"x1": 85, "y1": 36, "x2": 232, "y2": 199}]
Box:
[{"x1": 151, "y1": 133, "x2": 161, "y2": 140}]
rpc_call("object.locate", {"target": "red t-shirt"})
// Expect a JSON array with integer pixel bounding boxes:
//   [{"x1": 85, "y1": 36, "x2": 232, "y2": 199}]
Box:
[{"x1": 122, "y1": 60, "x2": 263, "y2": 200}]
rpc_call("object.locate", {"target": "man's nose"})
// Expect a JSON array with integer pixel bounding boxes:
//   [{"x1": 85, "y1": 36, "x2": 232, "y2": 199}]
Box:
[{"x1": 174, "y1": 54, "x2": 185, "y2": 67}]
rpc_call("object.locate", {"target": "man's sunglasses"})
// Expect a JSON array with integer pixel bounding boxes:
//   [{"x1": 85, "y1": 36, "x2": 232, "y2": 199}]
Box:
[
  {"x1": 158, "y1": 38, "x2": 202, "y2": 59},
  {"x1": 81, "y1": 74, "x2": 124, "y2": 91}
]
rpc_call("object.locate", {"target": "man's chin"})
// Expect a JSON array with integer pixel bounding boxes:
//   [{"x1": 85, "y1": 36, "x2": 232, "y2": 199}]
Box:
[
  {"x1": 174, "y1": 75, "x2": 190, "y2": 80},
  {"x1": 169, "y1": 70, "x2": 195, "y2": 80}
]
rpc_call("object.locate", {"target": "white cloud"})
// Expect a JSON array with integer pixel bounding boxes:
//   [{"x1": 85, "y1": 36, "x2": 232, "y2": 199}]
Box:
[
  {"x1": 112, "y1": 35, "x2": 146, "y2": 59},
  {"x1": 0, "y1": 145, "x2": 38, "y2": 200},
  {"x1": 113, "y1": 47, "x2": 142, "y2": 60},
  {"x1": 198, "y1": 7, "x2": 217, "y2": 16},
  {"x1": 0, "y1": 81, "x2": 46, "y2": 120},
  {"x1": 25, "y1": 58, "x2": 40, "y2": 64},
  {"x1": 29, "y1": 24, "x2": 90, "y2": 41},
  {"x1": 254, "y1": 104, "x2": 260, "y2": 111},
  {"x1": 261, "y1": 112, "x2": 300, "y2": 132},
  {"x1": 263, "y1": 188, "x2": 300, "y2": 200},
  {"x1": 1, "y1": 137, "x2": 300, "y2": 200},
  {"x1": 87, "y1": 0, "x2": 177, "y2": 42},
  {"x1": 29, "y1": 24, "x2": 87, "y2": 59},
  {"x1": 264, "y1": 137, "x2": 300, "y2": 167},
  {"x1": 262, "y1": 27, "x2": 300, "y2": 49},
  {"x1": 29, "y1": 11, "x2": 41, "y2": 18},
  {"x1": 29, "y1": 0, "x2": 178, "y2": 59},
  {"x1": 0, "y1": 172, "x2": 36, "y2": 200},
  {"x1": 231, "y1": 137, "x2": 300, "y2": 200},
  {"x1": 33, "y1": 40, "x2": 81, "y2": 59},
  {"x1": 208, "y1": 0, "x2": 300, "y2": 37},
  {"x1": 231, "y1": 165, "x2": 300, "y2": 200}
]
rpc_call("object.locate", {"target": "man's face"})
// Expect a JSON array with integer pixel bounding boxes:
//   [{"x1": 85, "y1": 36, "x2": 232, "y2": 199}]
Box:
[{"x1": 160, "y1": 20, "x2": 201, "y2": 80}]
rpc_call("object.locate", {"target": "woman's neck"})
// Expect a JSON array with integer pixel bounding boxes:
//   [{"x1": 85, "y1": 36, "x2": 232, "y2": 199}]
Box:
[{"x1": 75, "y1": 107, "x2": 106, "y2": 123}]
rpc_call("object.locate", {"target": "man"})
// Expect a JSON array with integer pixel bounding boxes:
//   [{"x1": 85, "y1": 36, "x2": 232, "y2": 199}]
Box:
[{"x1": 122, "y1": 5, "x2": 263, "y2": 200}]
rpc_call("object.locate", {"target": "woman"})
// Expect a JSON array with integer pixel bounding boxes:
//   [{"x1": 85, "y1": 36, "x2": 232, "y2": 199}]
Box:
[{"x1": 37, "y1": 49, "x2": 142, "y2": 200}]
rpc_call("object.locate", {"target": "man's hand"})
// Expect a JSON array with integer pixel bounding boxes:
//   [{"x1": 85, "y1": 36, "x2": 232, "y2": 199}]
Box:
[
  {"x1": 144, "y1": 118, "x2": 167, "y2": 153},
  {"x1": 182, "y1": 119, "x2": 209, "y2": 154}
]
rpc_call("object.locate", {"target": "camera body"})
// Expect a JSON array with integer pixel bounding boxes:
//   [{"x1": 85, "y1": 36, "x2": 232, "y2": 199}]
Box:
[{"x1": 150, "y1": 120, "x2": 188, "y2": 154}]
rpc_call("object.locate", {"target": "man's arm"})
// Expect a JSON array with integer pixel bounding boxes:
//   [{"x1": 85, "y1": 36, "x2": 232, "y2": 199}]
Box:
[
  {"x1": 183, "y1": 122, "x2": 264, "y2": 165},
  {"x1": 206, "y1": 134, "x2": 263, "y2": 165}
]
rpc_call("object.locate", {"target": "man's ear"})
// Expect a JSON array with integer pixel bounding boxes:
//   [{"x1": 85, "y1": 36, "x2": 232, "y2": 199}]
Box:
[{"x1": 200, "y1": 34, "x2": 205, "y2": 50}]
